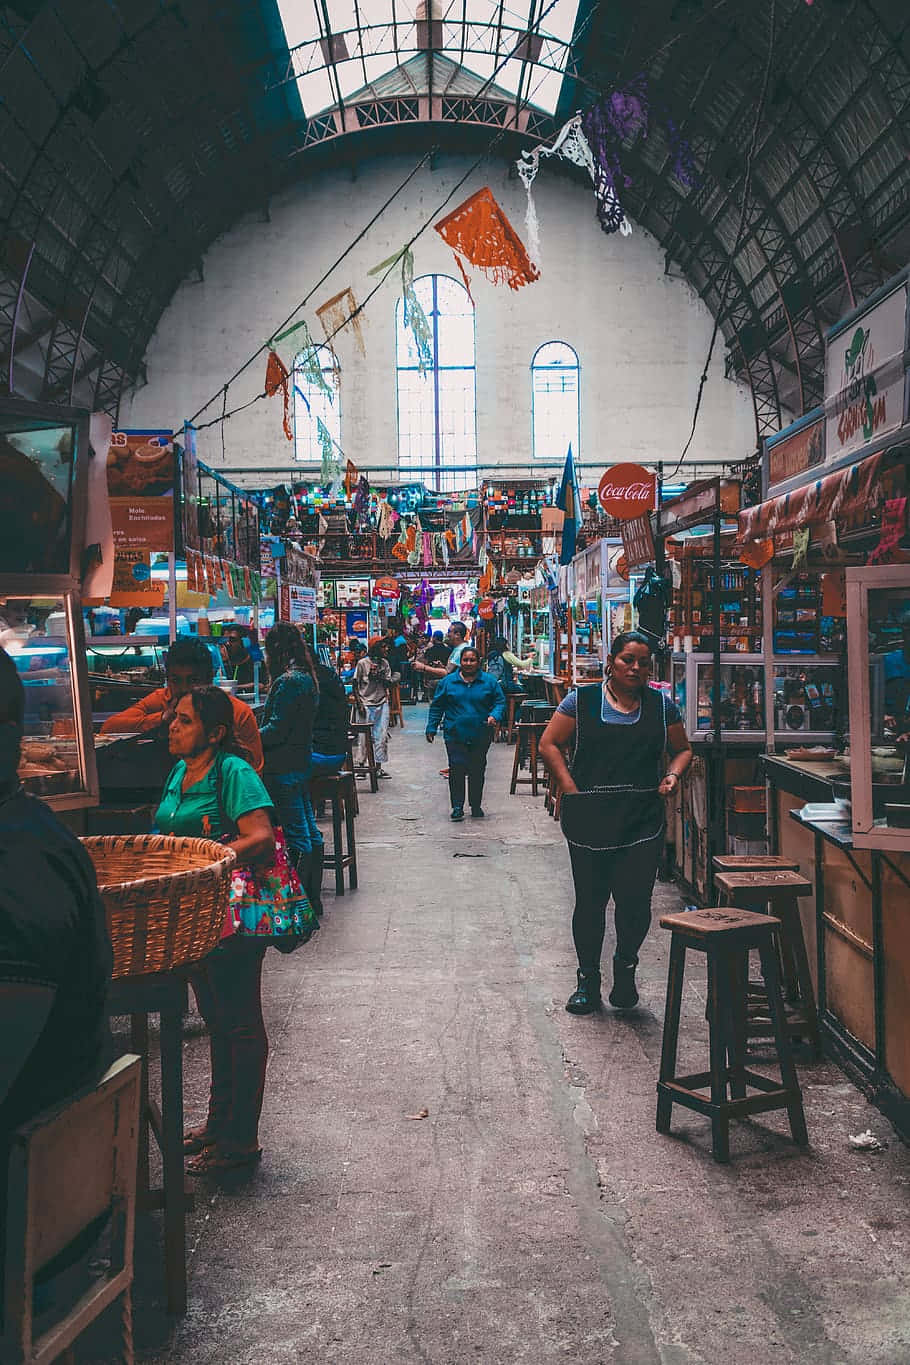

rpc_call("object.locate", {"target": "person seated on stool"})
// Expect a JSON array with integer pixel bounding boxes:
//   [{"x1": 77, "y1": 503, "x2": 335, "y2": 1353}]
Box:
[
  {"x1": 425, "y1": 647, "x2": 506, "y2": 821},
  {"x1": 0, "y1": 648, "x2": 114, "y2": 1295},
  {"x1": 539, "y1": 631, "x2": 692, "y2": 1015},
  {"x1": 100, "y1": 635, "x2": 264, "y2": 774}
]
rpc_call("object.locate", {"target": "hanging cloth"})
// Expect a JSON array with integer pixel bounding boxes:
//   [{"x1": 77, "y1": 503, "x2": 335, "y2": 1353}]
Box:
[
  {"x1": 369, "y1": 246, "x2": 433, "y2": 375},
  {"x1": 434, "y1": 188, "x2": 539, "y2": 298},
  {"x1": 316, "y1": 286, "x2": 366, "y2": 356},
  {"x1": 265, "y1": 350, "x2": 293, "y2": 442}
]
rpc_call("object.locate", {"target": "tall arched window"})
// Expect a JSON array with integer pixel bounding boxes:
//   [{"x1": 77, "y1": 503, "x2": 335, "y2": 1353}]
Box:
[
  {"x1": 396, "y1": 275, "x2": 476, "y2": 493},
  {"x1": 532, "y1": 341, "x2": 579, "y2": 461},
  {"x1": 294, "y1": 344, "x2": 340, "y2": 464}
]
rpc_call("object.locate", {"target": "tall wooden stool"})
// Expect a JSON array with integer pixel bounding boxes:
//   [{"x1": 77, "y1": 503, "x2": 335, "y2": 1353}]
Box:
[
  {"x1": 310, "y1": 771, "x2": 358, "y2": 895},
  {"x1": 349, "y1": 720, "x2": 379, "y2": 792},
  {"x1": 504, "y1": 693, "x2": 521, "y2": 743},
  {"x1": 714, "y1": 870, "x2": 820, "y2": 1056},
  {"x1": 510, "y1": 721, "x2": 547, "y2": 796},
  {"x1": 388, "y1": 681, "x2": 404, "y2": 728},
  {"x1": 657, "y1": 906, "x2": 809, "y2": 1163}
]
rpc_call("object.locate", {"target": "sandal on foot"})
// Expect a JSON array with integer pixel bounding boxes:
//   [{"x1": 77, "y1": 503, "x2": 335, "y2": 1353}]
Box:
[
  {"x1": 186, "y1": 1145, "x2": 262, "y2": 1176},
  {"x1": 183, "y1": 1125, "x2": 217, "y2": 1155}
]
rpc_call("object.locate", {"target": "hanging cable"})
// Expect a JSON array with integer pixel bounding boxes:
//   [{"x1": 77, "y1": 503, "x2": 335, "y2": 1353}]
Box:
[{"x1": 669, "y1": 0, "x2": 777, "y2": 478}]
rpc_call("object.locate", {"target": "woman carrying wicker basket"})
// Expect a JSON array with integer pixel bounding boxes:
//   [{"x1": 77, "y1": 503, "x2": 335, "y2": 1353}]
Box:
[{"x1": 155, "y1": 686, "x2": 287, "y2": 1175}]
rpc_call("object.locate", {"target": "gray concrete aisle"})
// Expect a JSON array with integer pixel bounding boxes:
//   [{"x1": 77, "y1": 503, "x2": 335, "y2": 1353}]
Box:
[{"x1": 96, "y1": 709, "x2": 908, "y2": 1364}]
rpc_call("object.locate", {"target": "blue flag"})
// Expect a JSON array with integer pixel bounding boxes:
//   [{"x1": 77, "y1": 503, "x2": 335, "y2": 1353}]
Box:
[{"x1": 554, "y1": 444, "x2": 581, "y2": 565}]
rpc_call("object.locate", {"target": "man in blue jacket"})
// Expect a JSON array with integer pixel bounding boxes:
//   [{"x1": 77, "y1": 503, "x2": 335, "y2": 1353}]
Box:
[{"x1": 426, "y1": 646, "x2": 506, "y2": 821}]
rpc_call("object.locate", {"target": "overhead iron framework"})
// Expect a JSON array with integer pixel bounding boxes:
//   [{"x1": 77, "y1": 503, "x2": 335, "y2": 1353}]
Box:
[{"x1": 0, "y1": 0, "x2": 905, "y2": 444}]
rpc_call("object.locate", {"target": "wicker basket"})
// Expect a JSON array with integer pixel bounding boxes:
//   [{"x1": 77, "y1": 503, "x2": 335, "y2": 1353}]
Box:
[{"x1": 81, "y1": 835, "x2": 237, "y2": 980}]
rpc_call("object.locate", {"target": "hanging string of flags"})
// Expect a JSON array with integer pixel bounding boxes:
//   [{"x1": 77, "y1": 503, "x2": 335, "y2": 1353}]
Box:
[{"x1": 433, "y1": 187, "x2": 539, "y2": 298}]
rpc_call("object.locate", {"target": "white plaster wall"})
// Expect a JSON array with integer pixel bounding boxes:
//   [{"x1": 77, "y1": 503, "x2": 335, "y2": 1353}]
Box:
[{"x1": 126, "y1": 152, "x2": 757, "y2": 480}]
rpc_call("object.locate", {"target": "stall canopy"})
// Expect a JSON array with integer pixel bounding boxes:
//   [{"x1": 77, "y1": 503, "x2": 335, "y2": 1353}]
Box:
[{"x1": 737, "y1": 449, "x2": 883, "y2": 546}]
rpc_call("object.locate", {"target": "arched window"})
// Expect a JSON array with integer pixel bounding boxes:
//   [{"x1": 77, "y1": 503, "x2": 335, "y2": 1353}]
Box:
[
  {"x1": 396, "y1": 275, "x2": 476, "y2": 493},
  {"x1": 532, "y1": 341, "x2": 579, "y2": 461},
  {"x1": 294, "y1": 344, "x2": 340, "y2": 464}
]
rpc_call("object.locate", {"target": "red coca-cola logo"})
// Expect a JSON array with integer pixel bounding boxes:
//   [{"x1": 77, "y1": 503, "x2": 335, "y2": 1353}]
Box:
[{"x1": 597, "y1": 463, "x2": 656, "y2": 521}]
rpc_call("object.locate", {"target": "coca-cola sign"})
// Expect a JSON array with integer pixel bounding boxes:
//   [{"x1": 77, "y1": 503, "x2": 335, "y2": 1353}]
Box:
[{"x1": 597, "y1": 463, "x2": 656, "y2": 521}]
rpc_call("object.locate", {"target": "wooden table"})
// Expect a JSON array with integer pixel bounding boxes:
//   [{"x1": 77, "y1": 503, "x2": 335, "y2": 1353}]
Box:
[{"x1": 107, "y1": 969, "x2": 192, "y2": 1315}]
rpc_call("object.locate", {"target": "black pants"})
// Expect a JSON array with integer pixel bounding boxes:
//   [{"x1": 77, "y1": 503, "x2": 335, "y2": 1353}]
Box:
[
  {"x1": 568, "y1": 837, "x2": 661, "y2": 971},
  {"x1": 445, "y1": 733, "x2": 493, "y2": 811},
  {"x1": 190, "y1": 938, "x2": 269, "y2": 1151}
]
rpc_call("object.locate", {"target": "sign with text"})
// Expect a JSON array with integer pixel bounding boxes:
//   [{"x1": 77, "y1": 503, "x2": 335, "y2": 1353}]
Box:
[
  {"x1": 825, "y1": 282, "x2": 908, "y2": 464},
  {"x1": 108, "y1": 548, "x2": 166, "y2": 607},
  {"x1": 597, "y1": 464, "x2": 656, "y2": 521},
  {"x1": 110, "y1": 497, "x2": 174, "y2": 554},
  {"x1": 620, "y1": 513, "x2": 656, "y2": 569},
  {"x1": 279, "y1": 583, "x2": 317, "y2": 624},
  {"x1": 766, "y1": 413, "x2": 824, "y2": 495}
]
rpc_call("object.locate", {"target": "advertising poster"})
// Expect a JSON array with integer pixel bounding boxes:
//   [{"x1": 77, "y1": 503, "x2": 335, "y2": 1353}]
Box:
[
  {"x1": 825, "y1": 283, "x2": 908, "y2": 464},
  {"x1": 108, "y1": 428, "x2": 175, "y2": 557},
  {"x1": 279, "y1": 584, "x2": 318, "y2": 624},
  {"x1": 336, "y1": 580, "x2": 371, "y2": 607},
  {"x1": 345, "y1": 610, "x2": 369, "y2": 640},
  {"x1": 181, "y1": 423, "x2": 200, "y2": 555},
  {"x1": 108, "y1": 548, "x2": 166, "y2": 608}
]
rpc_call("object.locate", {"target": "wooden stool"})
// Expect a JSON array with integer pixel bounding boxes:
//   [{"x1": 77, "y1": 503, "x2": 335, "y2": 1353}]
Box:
[
  {"x1": 349, "y1": 720, "x2": 379, "y2": 792},
  {"x1": 510, "y1": 721, "x2": 547, "y2": 796},
  {"x1": 657, "y1": 906, "x2": 809, "y2": 1163},
  {"x1": 543, "y1": 764, "x2": 562, "y2": 820},
  {"x1": 714, "y1": 870, "x2": 820, "y2": 1056},
  {"x1": 310, "y1": 771, "x2": 358, "y2": 895},
  {"x1": 504, "y1": 693, "x2": 521, "y2": 743},
  {"x1": 388, "y1": 681, "x2": 403, "y2": 728},
  {"x1": 712, "y1": 855, "x2": 800, "y2": 874}
]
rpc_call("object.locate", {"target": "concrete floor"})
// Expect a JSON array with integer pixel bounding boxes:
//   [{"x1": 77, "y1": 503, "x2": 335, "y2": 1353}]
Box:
[{"x1": 85, "y1": 707, "x2": 909, "y2": 1364}]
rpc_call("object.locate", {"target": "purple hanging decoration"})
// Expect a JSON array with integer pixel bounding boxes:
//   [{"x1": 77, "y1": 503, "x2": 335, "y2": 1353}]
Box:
[
  {"x1": 353, "y1": 474, "x2": 370, "y2": 520},
  {"x1": 605, "y1": 75, "x2": 649, "y2": 142},
  {"x1": 666, "y1": 117, "x2": 698, "y2": 190},
  {"x1": 581, "y1": 99, "x2": 634, "y2": 236},
  {"x1": 449, "y1": 589, "x2": 456, "y2": 615},
  {"x1": 414, "y1": 577, "x2": 435, "y2": 626}
]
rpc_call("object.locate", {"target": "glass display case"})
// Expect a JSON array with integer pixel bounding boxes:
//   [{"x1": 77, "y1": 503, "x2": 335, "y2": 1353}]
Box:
[
  {"x1": 772, "y1": 660, "x2": 841, "y2": 738},
  {"x1": 671, "y1": 653, "x2": 842, "y2": 744},
  {"x1": 3, "y1": 593, "x2": 98, "y2": 807},
  {"x1": 85, "y1": 637, "x2": 168, "y2": 722},
  {"x1": 846, "y1": 567, "x2": 910, "y2": 849},
  {"x1": 671, "y1": 654, "x2": 766, "y2": 742}
]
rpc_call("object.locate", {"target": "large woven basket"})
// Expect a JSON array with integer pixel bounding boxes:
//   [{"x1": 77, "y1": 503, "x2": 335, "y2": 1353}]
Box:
[{"x1": 81, "y1": 835, "x2": 237, "y2": 980}]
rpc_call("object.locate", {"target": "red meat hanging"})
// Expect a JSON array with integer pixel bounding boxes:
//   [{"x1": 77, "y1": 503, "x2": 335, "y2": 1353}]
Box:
[
  {"x1": 434, "y1": 187, "x2": 540, "y2": 297},
  {"x1": 265, "y1": 349, "x2": 293, "y2": 442}
]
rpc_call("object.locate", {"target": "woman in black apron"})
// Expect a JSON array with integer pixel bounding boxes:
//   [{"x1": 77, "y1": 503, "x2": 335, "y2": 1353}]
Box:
[{"x1": 540, "y1": 632, "x2": 692, "y2": 1014}]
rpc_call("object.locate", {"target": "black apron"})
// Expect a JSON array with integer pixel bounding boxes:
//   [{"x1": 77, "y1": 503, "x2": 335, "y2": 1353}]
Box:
[{"x1": 559, "y1": 683, "x2": 666, "y2": 851}]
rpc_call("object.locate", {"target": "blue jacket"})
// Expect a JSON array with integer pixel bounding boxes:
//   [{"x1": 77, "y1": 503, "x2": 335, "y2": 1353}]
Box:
[{"x1": 427, "y1": 669, "x2": 507, "y2": 745}]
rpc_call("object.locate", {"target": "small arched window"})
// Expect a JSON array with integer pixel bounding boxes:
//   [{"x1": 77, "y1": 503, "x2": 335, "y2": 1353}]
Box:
[
  {"x1": 294, "y1": 344, "x2": 340, "y2": 464},
  {"x1": 532, "y1": 341, "x2": 579, "y2": 461},
  {"x1": 396, "y1": 274, "x2": 476, "y2": 493}
]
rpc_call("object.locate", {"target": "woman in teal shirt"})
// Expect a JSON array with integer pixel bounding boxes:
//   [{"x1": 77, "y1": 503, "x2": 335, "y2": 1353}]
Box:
[{"x1": 156, "y1": 686, "x2": 276, "y2": 1175}]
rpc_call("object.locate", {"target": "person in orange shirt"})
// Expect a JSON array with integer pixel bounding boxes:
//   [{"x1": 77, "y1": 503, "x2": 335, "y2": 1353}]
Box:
[{"x1": 100, "y1": 636, "x2": 264, "y2": 774}]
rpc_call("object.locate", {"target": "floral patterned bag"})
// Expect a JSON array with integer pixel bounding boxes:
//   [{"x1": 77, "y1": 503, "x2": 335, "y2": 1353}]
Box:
[{"x1": 215, "y1": 758, "x2": 319, "y2": 949}]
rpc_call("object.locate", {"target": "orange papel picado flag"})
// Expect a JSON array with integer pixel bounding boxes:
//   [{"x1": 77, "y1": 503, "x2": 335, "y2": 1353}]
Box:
[{"x1": 434, "y1": 187, "x2": 540, "y2": 299}]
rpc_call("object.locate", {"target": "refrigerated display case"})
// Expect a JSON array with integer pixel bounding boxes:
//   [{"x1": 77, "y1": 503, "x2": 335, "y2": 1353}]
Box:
[
  {"x1": 846, "y1": 566, "x2": 910, "y2": 849},
  {"x1": 672, "y1": 653, "x2": 841, "y2": 744}
]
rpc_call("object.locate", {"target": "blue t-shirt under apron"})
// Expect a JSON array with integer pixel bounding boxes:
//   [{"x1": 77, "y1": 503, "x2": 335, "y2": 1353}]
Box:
[{"x1": 557, "y1": 686, "x2": 682, "y2": 728}]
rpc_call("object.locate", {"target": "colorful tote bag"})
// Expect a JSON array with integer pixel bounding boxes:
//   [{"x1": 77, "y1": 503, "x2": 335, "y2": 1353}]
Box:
[{"x1": 215, "y1": 759, "x2": 319, "y2": 949}]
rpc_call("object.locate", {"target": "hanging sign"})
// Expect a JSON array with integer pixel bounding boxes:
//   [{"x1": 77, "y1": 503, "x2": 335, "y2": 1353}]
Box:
[
  {"x1": 279, "y1": 583, "x2": 317, "y2": 625},
  {"x1": 478, "y1": 597, "x2": 496, "y2": 620},
  {"x1": 372, "y1": 576, "x2": 400, "y2": 601},
  {"x1": 620, "y1": 513, "x2": 656, "y2": 569},
  {"x1": 824, "y1": 281, "x2": 908, "y2": 464},
  {"x1": 597, "y1": 463, "x2": 656, "y2": 520},
  {"x1": 765, "y1": 412, "x2": 824, "y2": 496},
  {"x1": 108, "y1": 549, "x2": 166, "y2": 607}
]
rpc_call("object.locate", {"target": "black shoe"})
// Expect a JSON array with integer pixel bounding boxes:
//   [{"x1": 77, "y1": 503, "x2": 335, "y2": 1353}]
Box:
[
  {"x1": 451, "y1": 807, "x2": 465, "y2": 822},
  {"x1": 565, "y1": 969, "x2": 602, "y2": 1015},
  {"x1": 608, "y1": 956, "x2": 639, "y2": 1010},
  {"x1": 470, "y1": 807, "x2": 485, "y2": 818}
]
